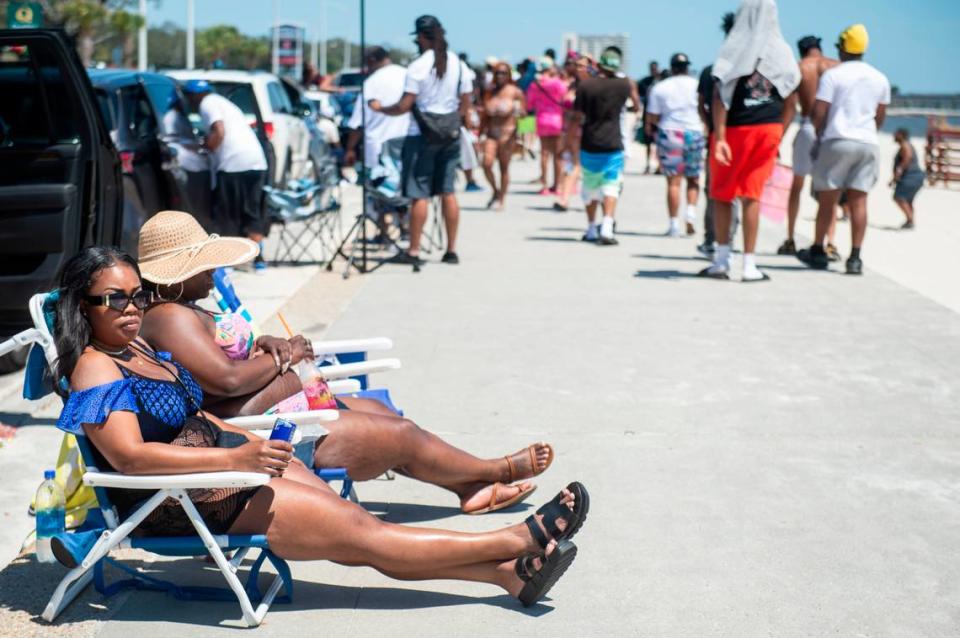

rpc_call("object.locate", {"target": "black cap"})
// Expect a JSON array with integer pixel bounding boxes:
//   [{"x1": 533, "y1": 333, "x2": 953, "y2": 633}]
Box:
[
  {"x1": 798, "y1": 35, "x2": 822, "y2": 54},
  {"x1": 411, "y1": 15, "x2": 442, "y2": 35},
  {"x1": 669, "y1": 52, "x2": 690, "y2": 69}
]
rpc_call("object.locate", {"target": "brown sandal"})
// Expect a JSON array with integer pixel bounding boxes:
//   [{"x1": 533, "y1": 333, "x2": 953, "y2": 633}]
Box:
[
  {"x1": 464, "y1": 482, "x2": 537, "y2": 515},
  {"x1": 505, "y1": 443, "x2": 554, "y2": 483}
]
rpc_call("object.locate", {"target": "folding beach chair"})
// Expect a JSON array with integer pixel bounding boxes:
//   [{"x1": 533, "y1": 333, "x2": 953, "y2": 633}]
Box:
[
  {"x1": 0, "y1": 294, "x2": 350, "y2": 625},
  {"x1": 265, "y1": 177, "x2": 343, "y2": 265}
]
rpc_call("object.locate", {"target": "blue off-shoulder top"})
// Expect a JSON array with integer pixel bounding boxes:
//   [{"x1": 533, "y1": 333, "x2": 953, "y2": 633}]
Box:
[{"x1": 57, "y1": 354, "x2": 204, "y2": 444}]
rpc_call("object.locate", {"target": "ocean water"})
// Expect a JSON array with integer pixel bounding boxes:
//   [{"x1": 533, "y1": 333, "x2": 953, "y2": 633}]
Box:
[{"x1": 882, "y1": 115, "x2": 960, "y2": 139}]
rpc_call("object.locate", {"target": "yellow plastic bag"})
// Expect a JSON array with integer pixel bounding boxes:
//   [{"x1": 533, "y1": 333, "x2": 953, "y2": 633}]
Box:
[{"x1": 29, "y1": 433, "x2": 98, "y2": 529}]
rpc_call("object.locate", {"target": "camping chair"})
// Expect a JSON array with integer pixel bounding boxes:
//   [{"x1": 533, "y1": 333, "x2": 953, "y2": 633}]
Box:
[
  {"x1": 264, "y1": 177, "x2": 343, "y2": 265},
  {"x1": 0, "y1": 295, "x2": 347, "y2": 625},
  {"x1": 212, "y1": 267, "x2": 402, "y2": 410}
]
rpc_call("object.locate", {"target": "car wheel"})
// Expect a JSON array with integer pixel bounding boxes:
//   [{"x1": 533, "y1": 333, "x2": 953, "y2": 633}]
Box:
[{"x1": 0, "y1": 345, "x2": 29, "y2": 375}]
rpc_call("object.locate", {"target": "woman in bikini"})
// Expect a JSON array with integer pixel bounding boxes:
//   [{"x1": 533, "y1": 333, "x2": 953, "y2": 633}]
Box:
[
  {"x1": 137, "y1": 211, "x2": 552, "y2": 516},
  {"x1": 53, "y1": 245, "x2": 588, "y2": 606},
  {"x1": 479, "y1": 61, "x2": 525, "y2": 210}
]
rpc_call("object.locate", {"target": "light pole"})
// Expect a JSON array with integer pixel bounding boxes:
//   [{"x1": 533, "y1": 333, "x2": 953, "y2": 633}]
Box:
[
  {"x1": 186, "y1": 0, "x2": 195, "y2": 69},
  {"x1": 137, "y1": 0, "x2": 147, "y2": 71},
  {"x1": 271, "y1": 0, "x2": 280, "y2": 75}
]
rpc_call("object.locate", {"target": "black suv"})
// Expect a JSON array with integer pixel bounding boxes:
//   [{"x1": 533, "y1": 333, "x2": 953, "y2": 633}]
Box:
[{"x1": 0, "y1": 29, "x2": 121, "y2": 370}]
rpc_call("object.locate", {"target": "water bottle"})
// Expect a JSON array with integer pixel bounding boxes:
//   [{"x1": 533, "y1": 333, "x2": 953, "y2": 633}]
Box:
[{"x1": 35, "y1": 469, "x2": 65, "y2": 563}]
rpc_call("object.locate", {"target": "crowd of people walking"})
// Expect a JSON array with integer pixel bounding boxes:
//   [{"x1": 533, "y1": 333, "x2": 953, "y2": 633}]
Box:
[{"x1": 341, "y1": 0, "x2": 906, "y2": 281}]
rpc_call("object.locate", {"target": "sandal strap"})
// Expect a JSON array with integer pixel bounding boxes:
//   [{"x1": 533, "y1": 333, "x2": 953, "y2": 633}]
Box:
[
  {"x1": 528, "y1": 445, "x2": 538, "y2": 476},
  {"x1": 524, "y1": 515, "x2": 550, "y2": 550},
  {"x1": 504, "y1": 455, "x2": 516, "y2": 483},
  {"x1": 488, "y1": 483, "x2": 499, "y2": 509},
  {"x1": 536, "y1": 499, "x2": 570, "y2": 540},
  {"x1": 514, "y1": 554, "x2": 537, "y2": 582}
]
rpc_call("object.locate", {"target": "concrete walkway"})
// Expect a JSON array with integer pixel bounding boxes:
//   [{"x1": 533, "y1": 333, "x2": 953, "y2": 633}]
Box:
[{"x1": 2, "y1": 137, "x2": 959, "y2": 636}]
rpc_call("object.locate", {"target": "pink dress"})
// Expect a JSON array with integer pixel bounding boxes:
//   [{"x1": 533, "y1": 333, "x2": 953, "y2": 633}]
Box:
[
  {"x1": 212, "y1": 312, "x2": 338, "y2": 412},
  {"x1": 526, "y1": 77, "x2": 567, "y2": 137}
]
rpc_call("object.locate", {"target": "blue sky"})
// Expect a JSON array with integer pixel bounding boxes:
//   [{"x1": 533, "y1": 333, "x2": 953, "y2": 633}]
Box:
[{"x1": 152, "y1": 0, "x2": 960, "y2": 93}]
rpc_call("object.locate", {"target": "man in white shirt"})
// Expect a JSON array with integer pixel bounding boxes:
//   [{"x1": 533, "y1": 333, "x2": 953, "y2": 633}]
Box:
[
  {"x1": 369, "y1": 15, "x2": 473, "y2": 266},
  {"x1": 183, "y1": 80, "x2": 269, "y2": 244},
  {"x1": 344, "y1": 47, "x2": 410, "y2": 170},
  {"x1": 645, "y1": 53, "x2": 705, "y2": 236},
  {"x1": 799, "y1": 24, "x2": 890, "y2": 275}
]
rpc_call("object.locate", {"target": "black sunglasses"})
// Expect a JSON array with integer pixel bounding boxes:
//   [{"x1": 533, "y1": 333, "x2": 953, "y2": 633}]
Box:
[{"x1": 84, "y1": 290, "x2": 154, "y2": 312}]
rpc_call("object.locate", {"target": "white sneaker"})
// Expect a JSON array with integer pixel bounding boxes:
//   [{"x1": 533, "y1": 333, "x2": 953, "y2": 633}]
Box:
[{"x1": 666, "y1": 226, "x2": 682, "y2": 237}]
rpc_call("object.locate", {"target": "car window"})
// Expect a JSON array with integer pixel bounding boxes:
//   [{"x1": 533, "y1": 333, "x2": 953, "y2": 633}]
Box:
[
  {"x1": 0, "y1": 42, "x2": 82, "y2": 146},
  {"x1": 267, "y1": 81, "x2": 293, "y2": 114},
  {"x1": 119, "y1": 86, "x2": 158, "y2": 141},
  {"x1": 210, "y1": 81, "x2": 257, "y2": 118},
  {"x1": 144, "y1": 81, "x2": 193, "y2": 138},
  {"x1": 94, "y1": 88, "x2": 117, "y2": 132},
  {"x1": 336, "y1": 73, "x2": 363, "y2": 88}
]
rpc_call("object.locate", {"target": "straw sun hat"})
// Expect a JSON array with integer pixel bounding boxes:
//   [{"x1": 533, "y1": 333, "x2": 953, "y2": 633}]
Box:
[{"x1": 137, "y1": 211, "x2": 259, "y2": 285}]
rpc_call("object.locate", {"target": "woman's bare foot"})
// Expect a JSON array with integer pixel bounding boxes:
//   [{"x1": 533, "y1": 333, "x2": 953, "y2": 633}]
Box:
[
  {"x1": 460, "y1": 480, "x2": 535, "y2": 514},
  {"x1": 502, "y1": 442, "x2": 554, "y2": 483},
  {"x1": 504, "y1": 487, "x2": 575, "y2": 553},
  {"x1": 496, "y1": 540, "x2": 557, "y2": 597}
]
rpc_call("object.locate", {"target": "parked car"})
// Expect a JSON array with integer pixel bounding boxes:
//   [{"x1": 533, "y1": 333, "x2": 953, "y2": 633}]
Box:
[
  {"x1": 0, "y1": 29, "x2": 121, "y2": 371},
  {"x1": 165, "y1": 69, "x2": 310, "y2": 186},
  {"x1": 88, "y1": 69, "x2": 213, "y2": 249}
]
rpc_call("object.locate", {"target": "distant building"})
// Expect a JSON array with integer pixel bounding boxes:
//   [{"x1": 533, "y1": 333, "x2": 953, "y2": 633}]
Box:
[{"x1": 561, "y1": 33, "x2": 631, "y2": 74}]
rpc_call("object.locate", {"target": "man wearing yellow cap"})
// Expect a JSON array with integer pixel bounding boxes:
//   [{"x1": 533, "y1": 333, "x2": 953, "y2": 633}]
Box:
[{"x1": 798, "y1": 24, "x2": 891, "y2": 275}]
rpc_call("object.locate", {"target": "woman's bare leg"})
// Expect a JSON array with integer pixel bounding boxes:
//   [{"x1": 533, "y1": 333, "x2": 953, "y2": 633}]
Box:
[
  {"x1": 335, "y1": 395, "x2": 396, "y2": 417},
  {"x1": 481, "y1": 138, "x2": 500, "y2": 202},
  {"x1": 496, "y1": 137, "x2": 515, "y2": 209},
  {"x1": 228, "y1": 479, "x2": 574, "y2": 574},
  {"x1": 313, "y1": 411, "x2": 552, "y2": 506}
]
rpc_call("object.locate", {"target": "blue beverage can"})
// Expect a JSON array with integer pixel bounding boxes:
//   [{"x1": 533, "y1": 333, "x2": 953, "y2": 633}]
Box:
[{"x1": 269, "y1": 418, "x2": 297, "y2": 442}]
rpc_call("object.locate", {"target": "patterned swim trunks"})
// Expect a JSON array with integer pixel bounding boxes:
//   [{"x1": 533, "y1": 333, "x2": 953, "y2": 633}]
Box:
[
  {"x1": 580, "y1": 150, "x2": 625, "y2": 203},
  {"x1": 656, "y1": 128, "x2": 705, "y2": 178}
]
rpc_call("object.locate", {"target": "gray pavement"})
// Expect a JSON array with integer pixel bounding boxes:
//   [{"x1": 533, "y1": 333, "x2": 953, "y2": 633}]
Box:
[{"x1": 2, "y1": 135, "x2": 960, "y2": 636}]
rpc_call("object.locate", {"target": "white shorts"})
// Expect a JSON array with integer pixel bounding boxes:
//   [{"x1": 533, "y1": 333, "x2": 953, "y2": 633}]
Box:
[{"x1": 791, "y1": 119, "x2": 816, "y2": 177}]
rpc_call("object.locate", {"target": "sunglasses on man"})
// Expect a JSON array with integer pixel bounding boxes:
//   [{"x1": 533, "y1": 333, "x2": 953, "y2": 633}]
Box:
[{"x1": 84, "y1": 290, "x2": 154, "y2": 312}]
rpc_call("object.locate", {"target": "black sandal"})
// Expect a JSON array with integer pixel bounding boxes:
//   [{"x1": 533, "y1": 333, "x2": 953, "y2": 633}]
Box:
[
  {"x1": 524, "y1": 481, "x2": 590, "y2": 550},
  {"x1": 516, "y1": 540, "x2": 578, "y2": 607}
]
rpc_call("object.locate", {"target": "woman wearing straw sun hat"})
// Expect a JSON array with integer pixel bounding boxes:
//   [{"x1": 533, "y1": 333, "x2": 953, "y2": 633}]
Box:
[{"x1": 137, "y1": 211, "x2": 556, "y2": 515}]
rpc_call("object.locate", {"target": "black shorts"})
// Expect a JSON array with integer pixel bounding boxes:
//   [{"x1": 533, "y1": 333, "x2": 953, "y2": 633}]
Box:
[
  {"x1": 215, "y1": 170, "x2": 267, "y2": 236},
  {"x1": 401, "y1": 135, "x2": 460, "y2": 199}
]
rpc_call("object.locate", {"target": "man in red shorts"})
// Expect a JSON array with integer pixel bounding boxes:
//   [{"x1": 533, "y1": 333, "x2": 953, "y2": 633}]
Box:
[{"x1": 698, "y1": 0, "x2": 800, "y2": 282}]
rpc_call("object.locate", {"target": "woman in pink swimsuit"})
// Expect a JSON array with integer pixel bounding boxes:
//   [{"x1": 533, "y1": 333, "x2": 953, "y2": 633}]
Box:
[
  {"x1": 526, "y1": 58, "x2": 567, "y2": 194},
  {"x1": 480, "y1": 61, "x2": 526, "y2": 210}
]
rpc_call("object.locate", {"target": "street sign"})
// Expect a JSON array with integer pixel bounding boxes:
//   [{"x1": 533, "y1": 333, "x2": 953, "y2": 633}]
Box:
[
  {"x1": 7, "y1": 2, "x2": 42, "y2": 29},
  {"x1": 272, "y1": 24, "x2": 303, "y2": 81}
]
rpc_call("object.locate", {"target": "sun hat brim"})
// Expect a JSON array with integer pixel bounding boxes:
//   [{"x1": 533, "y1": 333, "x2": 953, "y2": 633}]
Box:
[{"x1": 138, "y1": 236, "x2": 259, "y2": 285}]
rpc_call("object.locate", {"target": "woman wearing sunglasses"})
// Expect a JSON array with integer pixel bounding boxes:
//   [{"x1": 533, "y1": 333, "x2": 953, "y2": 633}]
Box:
[
  {"x1": 136, "y1": 211, "x2": 554, "y2": 516},
  {"x1": 52, "y1": 245, "x2": 589, "y2": 606},
  {"x1": 479, "y1": 61, "x2": 525, "y2": 211}
]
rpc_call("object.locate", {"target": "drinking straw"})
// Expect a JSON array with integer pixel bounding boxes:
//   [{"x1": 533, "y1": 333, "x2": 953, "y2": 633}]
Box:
[{"x1": 277, "y1": 312, "x2": 294, "y2": 338}]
